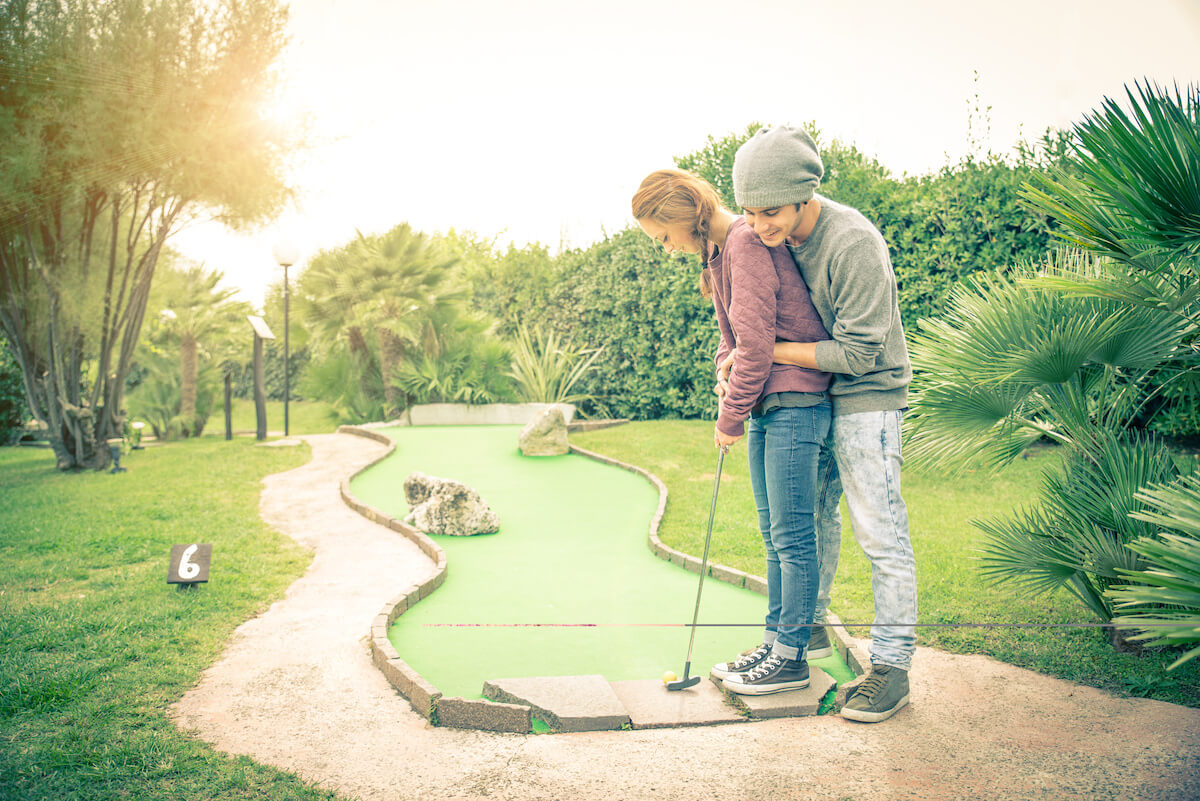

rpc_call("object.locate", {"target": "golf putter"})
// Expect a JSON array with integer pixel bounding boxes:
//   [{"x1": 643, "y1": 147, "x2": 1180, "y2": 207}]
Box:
[{"x1": 666, "y1": 447, "x2": 725, "y2": 691}]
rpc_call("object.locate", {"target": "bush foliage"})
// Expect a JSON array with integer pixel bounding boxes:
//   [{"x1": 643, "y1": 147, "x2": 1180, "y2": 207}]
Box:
[{"x1": 0, "y1": 335, "x2": 26, "y2": 443}]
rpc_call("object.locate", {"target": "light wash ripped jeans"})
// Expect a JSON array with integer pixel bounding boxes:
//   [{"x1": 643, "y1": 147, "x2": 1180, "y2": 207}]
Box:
[{"x1": 813, "y1": 409, "x2": 918, "y2": 671}]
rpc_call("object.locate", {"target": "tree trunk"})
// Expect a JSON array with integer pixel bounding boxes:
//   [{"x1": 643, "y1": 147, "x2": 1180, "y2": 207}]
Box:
[
  {"x1": 1106, "y1": 624, "x2": 1145, "y2": 655},
  {"x1": 180, "y1": 332, "x2": 198, "y2": 437},
  {"x1": 346, "y1": 326, "x2": 377, "y2": 406},
  {"x1": 378, "y1": 327, "x2": 407, "y2": 418}
]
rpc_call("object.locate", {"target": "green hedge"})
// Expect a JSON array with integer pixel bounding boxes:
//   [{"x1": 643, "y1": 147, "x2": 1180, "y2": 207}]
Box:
[
  {"x1": 555, "y1": 230, "x2": 720, "y2": 419},
  {"x1": 459, "y1": 230, "x2": 719, "y2": 420}
]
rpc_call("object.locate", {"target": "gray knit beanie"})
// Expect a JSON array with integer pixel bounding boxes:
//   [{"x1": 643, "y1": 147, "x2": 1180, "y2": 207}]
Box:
[{"x1": 733, "y1": 126, "x2": 824, "y2": 208}]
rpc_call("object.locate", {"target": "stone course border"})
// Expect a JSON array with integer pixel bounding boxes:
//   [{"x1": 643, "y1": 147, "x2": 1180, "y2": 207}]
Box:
[{"x1": 337, "y1": 423, "x2": 867, "y2": 733}]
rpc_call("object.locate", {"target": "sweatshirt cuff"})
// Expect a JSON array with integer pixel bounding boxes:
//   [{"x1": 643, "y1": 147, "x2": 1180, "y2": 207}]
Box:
[
  {"x1": 814, "y1": 339, "x2": 849, "y2": 375},
  {"x1": 717, "y1": 417, "x2": 746, "y2": 438}
]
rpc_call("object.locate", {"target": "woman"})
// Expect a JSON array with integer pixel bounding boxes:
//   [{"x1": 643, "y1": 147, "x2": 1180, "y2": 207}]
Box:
[{"x1": 631, "y1": 169, "x2": 831, "y2": 695}]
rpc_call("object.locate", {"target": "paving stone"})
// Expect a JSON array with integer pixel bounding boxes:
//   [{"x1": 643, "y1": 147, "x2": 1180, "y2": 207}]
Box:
[
  {"x1": 407, "y1": 673, "x2": 442, "y2": 722},
  {"x1": 729, "y1": 665, "x2": 836, "y2": 719},
  {"x1": 483, "y1": 675, "x2": 631, "y2": 732},
  {"x1": 435, "y1": 696, "x2": 531, "y2": 733},
  {"x1": 710, "y1": 563, "x2": 748, "y2": 588},
  {"x1": 609, "y1": 678, "x2": 746, "y2": 729}
]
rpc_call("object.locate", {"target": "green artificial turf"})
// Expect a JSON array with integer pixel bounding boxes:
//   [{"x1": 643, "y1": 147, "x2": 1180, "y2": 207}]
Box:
[{"x1": 349, "y1": 425, "x2": 854, "y2": 699}]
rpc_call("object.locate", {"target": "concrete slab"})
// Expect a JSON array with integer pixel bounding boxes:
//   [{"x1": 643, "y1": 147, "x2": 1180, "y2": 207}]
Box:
[
  {"x1": 609, "y1": 678, "x2": 746, "y2": 729},
  {"x1": 483, "y1": 675, "x2": 631, "y2": 732},
  {"x1": 436, "y1": 696, "x2": 531, "y2": 733},
  {"x1": 727, "y1": 665, "x2": 836, "y2": 719}
]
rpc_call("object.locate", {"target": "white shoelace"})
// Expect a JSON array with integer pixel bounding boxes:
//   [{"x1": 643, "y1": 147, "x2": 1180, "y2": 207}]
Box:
[
  {"x1": 731, "y1": 645, "x2": 769, "y2": 670},
  {"x1": 744, "y1": 653, "x2": 783, "y2": 681}
]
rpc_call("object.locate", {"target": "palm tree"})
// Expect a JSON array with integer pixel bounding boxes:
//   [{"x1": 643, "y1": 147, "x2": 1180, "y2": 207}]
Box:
[
  {"x1": 391, "y1": 311, "x2": 517, "y2": 405},
  {"x1": 906, "y1": 81, "x2": 1200, "y2": 652},
  {"x1": 297, "y1": 224, "x2": 460, "y2": 417},
  {"x1": 140, "y1": 262, "x2": 250, "y2": 437}
]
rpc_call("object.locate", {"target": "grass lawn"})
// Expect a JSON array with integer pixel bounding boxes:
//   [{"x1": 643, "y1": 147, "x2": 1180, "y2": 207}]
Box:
[
  {"x1": 572, "y1": 420, "x2": 1200, "y2": 708},
  {"x1": 0, "y1": 438, "x2": 346, "y2": 801},
  {"x1": 197, "y1": 398, "x2": 341, "y2": 438}
]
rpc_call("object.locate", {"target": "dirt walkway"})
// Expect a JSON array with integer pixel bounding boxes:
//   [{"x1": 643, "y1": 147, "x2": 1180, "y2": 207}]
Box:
[{"x1": 172, "y1": 432, "x2": 1200, "y2": 801}]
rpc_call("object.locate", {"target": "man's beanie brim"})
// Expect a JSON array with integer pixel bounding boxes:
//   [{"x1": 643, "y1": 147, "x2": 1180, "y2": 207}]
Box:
[{"x1": 733, "y1": 126, "x2": 824, "y2": 208}]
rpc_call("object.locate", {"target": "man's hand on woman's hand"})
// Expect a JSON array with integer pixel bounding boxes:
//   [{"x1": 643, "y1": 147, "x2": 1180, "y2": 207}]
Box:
[{"x1": 715, "y1": 349, "x2": 738, "y2": 397}]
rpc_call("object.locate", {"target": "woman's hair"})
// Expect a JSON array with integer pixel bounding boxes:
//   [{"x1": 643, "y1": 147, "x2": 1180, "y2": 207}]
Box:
[{"x1": 631, "y1": 169, "x2": 724, "y2": 297}]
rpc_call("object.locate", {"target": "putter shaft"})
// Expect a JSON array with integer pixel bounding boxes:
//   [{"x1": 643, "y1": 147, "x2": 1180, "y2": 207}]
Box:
[{"x1": 677, "y1": 448, "x2": 724, "y2": 683}]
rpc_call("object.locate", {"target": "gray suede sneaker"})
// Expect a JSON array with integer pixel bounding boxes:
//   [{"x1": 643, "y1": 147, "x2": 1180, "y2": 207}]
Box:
[
  {"x1": 805, "y1": 625, "x2": 833, "y2": 659},
  {"x1": 841, "y1": 665, "x2": 910, "y2": 722}
]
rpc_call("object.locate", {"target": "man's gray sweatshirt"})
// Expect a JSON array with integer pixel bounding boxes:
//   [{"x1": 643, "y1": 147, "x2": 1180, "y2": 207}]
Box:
[{"x1": 786, "y1": 195, "x2": 911, "y2": 415}]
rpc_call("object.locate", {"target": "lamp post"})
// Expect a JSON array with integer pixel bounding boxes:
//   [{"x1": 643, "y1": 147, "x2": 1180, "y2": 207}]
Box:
[{"x1": 272, "y1": 241, "x2": 300, "y2": 437}]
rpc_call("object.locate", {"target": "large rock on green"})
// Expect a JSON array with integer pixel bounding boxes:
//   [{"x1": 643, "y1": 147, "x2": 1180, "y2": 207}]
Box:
[
  {"x1": 518, "y1": 405, "x2": 568, "y2": 456},
  {"x1": 402, "y1": 472, "x2": 498, "y2": 536}
]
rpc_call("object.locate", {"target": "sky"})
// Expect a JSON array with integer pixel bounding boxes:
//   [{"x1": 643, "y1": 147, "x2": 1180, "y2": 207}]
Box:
[{"x1": 168, "y1": 0, "x2": 1200, "y2": 307}]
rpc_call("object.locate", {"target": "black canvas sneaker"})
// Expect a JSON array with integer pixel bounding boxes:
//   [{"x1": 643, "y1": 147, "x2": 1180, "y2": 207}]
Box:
[
  {"x1": 722, "y1": 653, "x2": 810, "y2": 695},
  {"x1": 711, "y1": 642, "x2": 771, "y2": 680}
]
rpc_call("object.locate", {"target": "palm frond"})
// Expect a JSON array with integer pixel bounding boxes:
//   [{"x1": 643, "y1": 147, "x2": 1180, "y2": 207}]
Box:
[
  {"x1": 1021, "y1": 81, "x2": 1200, "y2": 265},
  {"x1": 1107, "y1": 473, "x2": 1200, "y2": 669},
  {"x1": 1049, "y1": 429, "x2": 1179, "y2": 545},
  {"x1": 975, "y1": 505, "x2": 1112, "y2": 618},
  {"x1": 507, "y1": 323, "x2": 604, "y2": 406}
]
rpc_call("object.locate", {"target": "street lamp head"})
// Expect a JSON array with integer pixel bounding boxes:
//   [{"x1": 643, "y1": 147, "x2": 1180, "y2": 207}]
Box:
[{"x1": 273, "y1": 241, "x2": 300, "y2": 268}]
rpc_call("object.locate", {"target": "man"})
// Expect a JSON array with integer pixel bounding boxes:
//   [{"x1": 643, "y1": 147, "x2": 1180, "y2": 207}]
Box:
[{"x1": 724, "y1": 125, "x2": 917, "y2": 723}]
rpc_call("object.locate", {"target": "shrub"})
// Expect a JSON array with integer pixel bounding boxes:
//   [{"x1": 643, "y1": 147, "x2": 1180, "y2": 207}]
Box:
[{"x1": 0, "y1": 336, "x2": 27, "y2": 444}]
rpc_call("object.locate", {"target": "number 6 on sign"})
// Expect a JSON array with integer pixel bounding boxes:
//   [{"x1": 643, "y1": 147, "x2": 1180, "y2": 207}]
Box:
[{"x1": 168, "y1": 543, "x2": 212, "y2": 586}]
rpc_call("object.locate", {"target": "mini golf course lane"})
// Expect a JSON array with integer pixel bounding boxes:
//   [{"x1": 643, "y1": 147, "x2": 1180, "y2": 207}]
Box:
[{"x1": 349, "y1": 424, "x2": 851, "y2": 702}]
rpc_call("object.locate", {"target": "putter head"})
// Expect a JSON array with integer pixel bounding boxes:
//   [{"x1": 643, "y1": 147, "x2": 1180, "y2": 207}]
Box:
[{"x1": 665, "y1": 675, "x2": 701, "y2": 691}]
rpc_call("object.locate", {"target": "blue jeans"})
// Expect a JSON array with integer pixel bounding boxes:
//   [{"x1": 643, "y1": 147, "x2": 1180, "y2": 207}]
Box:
[
  {"x1": 813, "y1": 409, "x2": 918, "y2": 670},
  {"x1": 746, "y1": 401, "x2": 831, "y2": 661}
]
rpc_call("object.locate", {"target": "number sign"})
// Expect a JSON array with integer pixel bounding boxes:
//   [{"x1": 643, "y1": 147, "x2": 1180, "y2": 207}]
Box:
[{"x1": 168, "y1": 543, "x2": 212, "y2": 585}]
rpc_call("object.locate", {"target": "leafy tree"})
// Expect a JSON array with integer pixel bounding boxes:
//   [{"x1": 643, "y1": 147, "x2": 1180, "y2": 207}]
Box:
[
  {"x1": 437, "y1": 229, "x2": 563, "y2": 341},
  {"x1": 0, "y1": 0, "x2": 297, "y2": 469}
]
